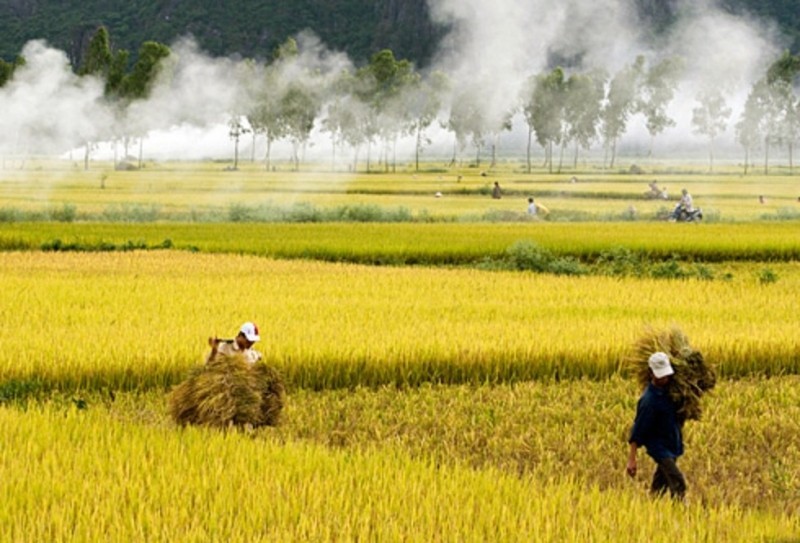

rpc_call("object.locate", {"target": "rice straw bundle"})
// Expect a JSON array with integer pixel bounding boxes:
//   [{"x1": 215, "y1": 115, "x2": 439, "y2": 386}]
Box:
[
  {"x1": 169, "y1": 353, "x2": 285, "y2": 428},
  {"x1": 627, "y1": 326, "x2": 716, "y2": 421}
]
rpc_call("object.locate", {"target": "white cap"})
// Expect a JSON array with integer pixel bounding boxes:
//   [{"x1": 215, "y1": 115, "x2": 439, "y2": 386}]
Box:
[
  {"x1": 648, "y1": 352, "x2": 674, "y2": 378},
  {"x1": 239, "y1": 322, "x2": 260, "y2": 342}
]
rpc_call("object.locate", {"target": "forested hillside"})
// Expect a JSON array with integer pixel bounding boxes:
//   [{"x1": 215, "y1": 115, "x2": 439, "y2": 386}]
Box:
[
  {"x1": 0, "y1": 0, "x2": 798, "y2": 68},
  {"x1": 0, "y1": 0, "x2": 444, "y2": 67}
]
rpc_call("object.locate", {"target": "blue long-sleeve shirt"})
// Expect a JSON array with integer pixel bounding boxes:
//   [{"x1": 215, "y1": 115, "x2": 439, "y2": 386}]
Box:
[{"x1": 629, "y1": 383, "x2": 683, "y2": 461}]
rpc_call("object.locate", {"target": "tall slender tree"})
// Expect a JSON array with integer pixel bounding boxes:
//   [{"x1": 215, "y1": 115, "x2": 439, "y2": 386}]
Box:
[
  {"x1": 636, "y1": 57, "x2": 683, "y2": 157},
  {"x1": 691, "y1": 89, "x2": 732, "y2": 172},
  {"x1": 601, "y1": 56, "x2": 644, "y2": 169}
]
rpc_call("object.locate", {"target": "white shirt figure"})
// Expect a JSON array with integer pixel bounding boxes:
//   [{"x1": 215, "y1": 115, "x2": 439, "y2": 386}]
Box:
[
  {"x1": 527, "y1": 198, "x2": 537, "y2": 216},
  {"x1": 680, "y1": 189, "x2": 694, "y2": 211}
]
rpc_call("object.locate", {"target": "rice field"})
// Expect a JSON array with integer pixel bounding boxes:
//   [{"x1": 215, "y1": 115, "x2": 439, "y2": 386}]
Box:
[
  {"x1": 1, "y1": 251, "x2": 798, "y2": 390},
  {"x1": 1, "y1": 160, "x2": 799, "y2": 541},
  {"x1": 2, "y1": 159, "x2": 800, "y2": 221},
  {"x1": 1, "y1": 383, "x2": 798, "y2": 542}
]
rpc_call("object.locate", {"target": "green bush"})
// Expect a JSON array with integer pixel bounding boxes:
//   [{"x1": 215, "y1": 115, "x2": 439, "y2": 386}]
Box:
[
  {"x1": 505, "y1": 241, "x2": 553, "y2": 272},
  {"x1": 758, "y1": 268, "x2": 778, "y2": 284}
]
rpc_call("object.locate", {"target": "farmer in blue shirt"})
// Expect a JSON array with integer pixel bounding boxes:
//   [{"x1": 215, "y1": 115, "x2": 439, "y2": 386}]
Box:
[{"x1": 626, "y1": 351, "x2": 687, "y2": 500}]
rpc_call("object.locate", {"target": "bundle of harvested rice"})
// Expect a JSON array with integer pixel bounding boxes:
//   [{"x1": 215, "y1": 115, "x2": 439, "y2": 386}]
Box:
[
  {"x1": 627, "y1": 326, "x2": 716, "y2": 421},
  {"x1": 169, "y1": 353, "x2": 285, "y2": 428}
]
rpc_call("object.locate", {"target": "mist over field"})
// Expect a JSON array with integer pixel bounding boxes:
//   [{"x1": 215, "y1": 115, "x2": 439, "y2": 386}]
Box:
[{"x1": 0, "y1": 0, "x2": 788, "y2": 164}]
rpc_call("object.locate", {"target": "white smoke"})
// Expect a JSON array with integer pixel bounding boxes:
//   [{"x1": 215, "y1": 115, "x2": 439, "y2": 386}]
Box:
[
  {"x1": 0, "y1": 2, "x2": 791, "y2": 162},
  {"x1": 428, "y1": 0, "x2": 784, "y2": 154},
  {"x1": 0, "y1": 40, "x2": 111, "y2": 156}
]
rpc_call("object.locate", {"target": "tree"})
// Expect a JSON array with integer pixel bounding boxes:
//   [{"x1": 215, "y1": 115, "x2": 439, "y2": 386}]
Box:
[
  {"x1": 321, "y1": 69, "x2": 358, "y2": 171},
  {"x1": 280, "y1": 81, "x2": 319, "y2": 171},
  {"x1": 405, "y1": 70, "x2": 448, "y2": 172},
  {"x1": 736, "y1": 83, "x2": 765, "y2": 175},
  {"x1": 0, "y1": 55, "x2": 25, "y2": 88},
  {"x1": 601, "y1": 56, "x2": 644, "y2": 169},
  {"x1": 247, "y1": 65, "x2": 285, "y2": 171},
  {"x1": 228, "y1": 116, "x2": 250, "y2": 170},
  {"x1": 563, "y1": 70, "x2": 605, "y2": 169},
  {"x1": 636, "y1": 57, "x2": 683, "y2": 157},
  {"x1": 356, "y1": 49, "x2": 416, "y2": 172},
  {"x1": 447, "y1": 88, "x2": 487, "y2": 168},
  {"x1": 77, "y1": 27, "x2": 123, "y2": 170},
  {"x1": 119, "y1": 41, "x2": 169, "y2": 168},
  {"x1": 691, "y1": 89, "x2": 732, "y2": 172},
  {"x1": 766, "y1": 50, "x2": 800, "y2": 85},
  {"x1": 523, "y1": 68, "x2": 565, "y2": 174},
  {"x1": 765, "y1": 51, "x2": 800, "y2": 173}
]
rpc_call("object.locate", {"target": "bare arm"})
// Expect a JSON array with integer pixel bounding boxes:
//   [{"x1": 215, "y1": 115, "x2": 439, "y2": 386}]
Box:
[{"x1": 206, "y1": 337, "x2": 220, "y2": 363}]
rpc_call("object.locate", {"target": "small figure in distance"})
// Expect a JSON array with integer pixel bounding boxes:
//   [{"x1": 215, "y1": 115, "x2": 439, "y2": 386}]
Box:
[
  {"x1": 646, "y1": 180, "x2": 668, "y2": 200},
  {"x1": 758, "y1": 195, "x2": 765, "y2": 204},
  {"x1": 670, "y1": 188, "x2": 694, "y2": 220},
  {"x1": 527, "y1": 197, "x2": 549, "y2": 217},
  {"x1": 527, "y1": 197, "x2": 538, "y2": 216},
  {"x1": 435, "y1": 191, "x2": 442, "y2": 198},
  {"x1": 626, "y1": 352, "x2": 687, "y2": 501},
  {"x1": 207, "y1": 321, "x2": 262, "y2": 364},
  {"x1": 492, "y1": 181, "x2": 502, "y2": 199}
]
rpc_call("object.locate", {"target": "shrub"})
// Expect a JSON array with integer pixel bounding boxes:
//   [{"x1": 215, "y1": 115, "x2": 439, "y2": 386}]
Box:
[{"x1": 505, "y1": 241, "x2": 553, "y2": 272}]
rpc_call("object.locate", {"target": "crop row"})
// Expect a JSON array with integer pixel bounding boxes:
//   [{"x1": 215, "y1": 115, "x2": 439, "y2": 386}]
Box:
[{"x1": 2, "y1": 222, "x2": 800, "y2": 263}]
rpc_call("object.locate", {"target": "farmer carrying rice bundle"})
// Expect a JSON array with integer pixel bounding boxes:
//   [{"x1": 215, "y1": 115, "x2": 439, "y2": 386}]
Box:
[
  {"x1": 624, "y1": 326, "x2": 716, "y2": 501},
  {"x1": 169, "y1": 322, "x2": 285, "y2": 429}
]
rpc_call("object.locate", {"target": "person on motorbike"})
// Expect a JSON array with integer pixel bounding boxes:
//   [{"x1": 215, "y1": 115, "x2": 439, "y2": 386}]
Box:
[{"x1": 670, "y1": 189, "x2": 694, "y2": 220}]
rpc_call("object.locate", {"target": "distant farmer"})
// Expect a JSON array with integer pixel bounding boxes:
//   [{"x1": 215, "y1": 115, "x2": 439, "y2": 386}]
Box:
[
  {"x1": 527, "y1": 197, "x2": 538, "y2": 216},
  {"x1": 492, "y1": 181, "x2": 502, "y2": 199},
  {"x1": 207, "y1": 321, "x2": 262, "y2": 364},
  {"x1": 626, "y1": 352, "x2": 687, "y2": 501},
  {"x1": 670, "y1": 188, "x2": 694, "y2": 220},
  {"x1": 527, "y1": 197, "x2": 549, "y2": 217},
  {"x1": 679, "y1": 188, "x2": 694, "y2": 211}
]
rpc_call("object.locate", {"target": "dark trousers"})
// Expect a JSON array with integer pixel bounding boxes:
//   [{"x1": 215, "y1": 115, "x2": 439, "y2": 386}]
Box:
[{"x1": 650, "y1": 457, "x2": 686, "y2": 500}]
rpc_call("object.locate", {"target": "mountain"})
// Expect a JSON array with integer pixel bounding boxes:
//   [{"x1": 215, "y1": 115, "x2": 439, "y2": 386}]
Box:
[
  {"x1": 0, "y1": 0, "x2": 797, "y2": 68},
  {"x1": 0, "y1": 0, "x2": 445, "y2": 67}
]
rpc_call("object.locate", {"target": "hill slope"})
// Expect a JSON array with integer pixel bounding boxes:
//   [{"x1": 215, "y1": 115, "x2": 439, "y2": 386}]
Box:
[
  {"x1": 0, "y1": 0, "x2": 797, "y2": 68},
  {"x1": 0, "y1": 0, "x2": 444, "y2": 66}
]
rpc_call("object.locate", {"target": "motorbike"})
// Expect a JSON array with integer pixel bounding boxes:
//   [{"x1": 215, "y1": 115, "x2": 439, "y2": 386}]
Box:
[{"x1": 670, "y1": 205, "x2": 703, "y2": 222}]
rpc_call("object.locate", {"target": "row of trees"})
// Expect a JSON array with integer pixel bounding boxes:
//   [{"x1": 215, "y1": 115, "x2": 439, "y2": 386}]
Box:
[
  {"x1": 2, "y1": 26, "x2": 800, "y2": 174},
  {"x1": 736, "y1": 51, "x2": 800, "y2": 174}
]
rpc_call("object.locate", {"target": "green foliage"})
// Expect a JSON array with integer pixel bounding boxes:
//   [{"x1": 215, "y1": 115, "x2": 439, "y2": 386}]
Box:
[
  {"x1": 0, "y1": 0, "x2": 443, "y2": 70},
  {"x1": 504, "y1": 240, "x2": 586, "y2": 276},
  {"x1": 0, "y1": 378, "x2": 43, "y2": 405},
  {"x1": 758, "y1": 267, "x2": 778, "y2": 284},
  {"x1": 39, "y1": 237, "x2": 172, "y2": 252}
]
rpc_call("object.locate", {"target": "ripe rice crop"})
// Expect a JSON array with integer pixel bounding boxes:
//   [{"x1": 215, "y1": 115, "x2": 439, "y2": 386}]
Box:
[
  {"x1": 2, "y1": 222, "x2": 800, "y2": 263},
  {"x1": 0, "y1": 251, "x2": 798, "y2": 391},
  {"x1": 0, "y1": 400, "x2": 797, "y2": 541}
]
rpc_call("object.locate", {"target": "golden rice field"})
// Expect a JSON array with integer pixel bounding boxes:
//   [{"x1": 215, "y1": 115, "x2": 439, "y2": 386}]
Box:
[
  {"x1": 1, "y1": 159, "x2": 800, "y2": 221},
  {"x1": 1, "y1": 382, "x2": 798, "y2": 542},
  {"x1": 3, "y1": 221, "x2": 800, "y2": 263},
  {"x1": 1, "y1": 250, "x2": 798, "y2": 539},
  {"x1": 1, "y1": 251, "x2": 798, "y2": 390},
  {"x1": 2, "y1": 161, "x2": 800, "y2": 541}
]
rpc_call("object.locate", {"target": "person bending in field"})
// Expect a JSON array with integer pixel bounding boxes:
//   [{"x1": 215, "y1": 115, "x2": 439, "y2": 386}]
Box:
[
  {"x1": 626, "y1": 352, "x2": 687, "y2": 501},
  {"x1": 207, "y1": 321, "x2": 262, "y2": 364}
]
